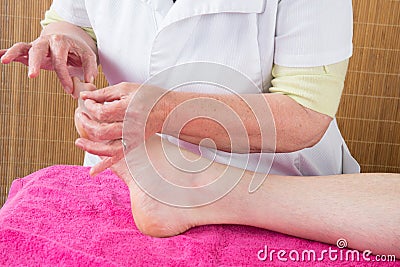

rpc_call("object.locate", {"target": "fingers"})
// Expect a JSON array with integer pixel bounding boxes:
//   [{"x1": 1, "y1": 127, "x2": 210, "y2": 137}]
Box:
[
  {"x1": 48, "y1": 35, "x2": 74, "y2": 93},
  {"x1": 72, "y1": 77, "x2": 96, "y2": 99},
  {"x1": 64, "y1": 36, "x2": 97, "y2": 84},
  {"x1": 1, "y1": 43, "x2": 31, "y2": 64},
  {"x1": 75, "y1": 138, "x2": 124, "y2": 176},
  {"x1": 79, "y1": 83, "x2": 133, "y2": 123},
  {"x1": 73, "y1": 77, "x2": 96, "y2": 92},
  {"x1": 80, "y1": 85, "x2": 125, "y2": 103},
  {"x1": 2, "y1": 35, "x2": 99, "y2": 98},
  {"x1": 73, "y1": 77, "x2": 84, "y2": 99},
  {"x1": 89, "y1": 156, "x2": 123, "y2": 177},
  {"x1": 28, "y1": 40, "x2": 49, "y2": 78},
  {"x1": 76, "y1": 111, "x2": 123, "y2": 141},
  {"x1": 0, "y1": 49, "x2": 6, "y2": 59},
  {"x1": 75, "y1": 138, "x2": 123, "y2": 157},
  {"x1": 81, "y1": 50, "x2": 98, "y2": 84},
  {"x1": 83, "y1": 98, "x2": 127, "y2": 123},
  {"x1": 50, "y1": 35, "x2": 96, "y2": 93},
  {"x1": 28, "y1": 34, "x2": 97, "y2": 95}
]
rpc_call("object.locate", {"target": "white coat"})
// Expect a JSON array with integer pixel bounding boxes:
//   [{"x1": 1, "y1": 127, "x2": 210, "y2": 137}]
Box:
[{"x1": 51, "y1": 0, "x2": 360, "y2": 175}]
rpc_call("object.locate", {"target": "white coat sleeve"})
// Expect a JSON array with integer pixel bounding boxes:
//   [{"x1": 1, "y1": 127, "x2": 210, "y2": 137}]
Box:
[
  {"x1": 274, "y1": 0, "x2": 353, "y2": 67},
  {"x1": 50, "y1": 0, "x2": 92, "y2": 28}
]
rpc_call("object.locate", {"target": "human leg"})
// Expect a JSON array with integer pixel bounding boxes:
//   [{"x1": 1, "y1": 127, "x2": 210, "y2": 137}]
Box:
[{"x1": 110, "y1": 135, "x2": 400, "y2": 257}]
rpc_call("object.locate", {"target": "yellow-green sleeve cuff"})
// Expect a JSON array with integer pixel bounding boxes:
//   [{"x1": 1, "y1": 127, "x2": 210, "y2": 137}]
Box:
[
  {"x1": 269, "y1": 59, "x2": 349, "y2": 118},
  {"x1": 40, "y1": 9, "x2": 97, "y2": 43}
]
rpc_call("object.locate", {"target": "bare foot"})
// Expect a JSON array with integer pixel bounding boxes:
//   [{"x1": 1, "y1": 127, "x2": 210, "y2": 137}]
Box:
[
  {"x1": 109, "y1": 136, "x2": 207, "y2": 237},
  {"x1": 99, "y1": 135, "x2": 400, "y2": 259},
  {"x1": 109, "y1": 135, "x2": 263, "y2": 237}
]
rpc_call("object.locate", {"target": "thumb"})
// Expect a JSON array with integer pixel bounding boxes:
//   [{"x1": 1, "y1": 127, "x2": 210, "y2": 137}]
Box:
[
  {"x1": 72, "y1": 77, "x2": 96, "y2": 99},
  {"x1": 80, "y1": 85, "x2": 121, "y2": 103}
]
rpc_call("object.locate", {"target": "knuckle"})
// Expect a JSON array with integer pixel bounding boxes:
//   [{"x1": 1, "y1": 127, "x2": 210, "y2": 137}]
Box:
[
  {"x1": 87, "y1": 125, "x2": 101, "y2": 140},
  {"x1": 54, "y1": 55, "x2": 69, "y2": 64},
  {"x1": 98, "y1": 109, "x2": 109, "y2": 122},
  {"x1": 30, "y1": 41, "x2": 47, "y2": 53},
  {"x1": 119, "y1": 82, "x2": 128, "y2": 89},
  {"x1": 31, "y1": 36, "x2": 47, "y2": 46},
  {"x1": 107, "y1": 124, "x2": 119, "y2": 138},
  {"x1": 93, "y1": 130, "x2": 102, "y2": 140},
  {"x1": 53, "y1": 59, "x2": 65, "y2": 68},
  {"x1": 50, "y1": 34, "x2": 65, "y2": 43},
  {"x1": 53, "y1": 62, "x2": 67, "y2": 73},
  {"x1": 84, "y1": 51, "x2": 97, "y2": 63},
  {"x1": 121, "y1": 83, "x2": 133, "y2": 93},
  {"x1": 80, "y1": 48, "x2": 90, "y2": 55},
  {"x1": 12, "y1": 42, "x2": 27, "y2": 49}
]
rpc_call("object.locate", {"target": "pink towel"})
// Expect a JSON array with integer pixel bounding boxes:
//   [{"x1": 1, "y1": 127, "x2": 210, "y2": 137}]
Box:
[{"x1": 0, "y1": 166, "x2": 397, "y2": 266}]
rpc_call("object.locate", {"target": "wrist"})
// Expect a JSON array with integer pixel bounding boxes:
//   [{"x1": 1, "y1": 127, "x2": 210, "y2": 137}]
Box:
[
  {"x1": 41, "y1": 22, "x2": 98, "y2": 55},
  {"x1": 145, "y1": 87, "x2": 174, "y2": 138}
]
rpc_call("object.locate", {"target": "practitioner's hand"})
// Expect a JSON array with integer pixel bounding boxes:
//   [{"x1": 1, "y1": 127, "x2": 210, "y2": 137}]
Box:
[
  {"x1": 0, "y1": 33, "x2": 98, "y2": 97},
  {"x1": 73, "y1": 77, "x2": 97, "y2": 139},
  {"x1": 75, "y1": 82, "x2": 166, "y2": 176}
]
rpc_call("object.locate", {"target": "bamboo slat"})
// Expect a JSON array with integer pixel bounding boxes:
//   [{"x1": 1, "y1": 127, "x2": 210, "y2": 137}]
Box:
[
  {"x1": 337, "y1": 0, "x2": 400, "y2": 173},
  {"x1": 0, "y1": 0, "x2": 108, "y2": 207}
]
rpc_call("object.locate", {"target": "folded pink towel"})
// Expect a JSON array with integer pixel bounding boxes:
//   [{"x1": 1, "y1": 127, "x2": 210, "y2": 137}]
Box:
[{"x1": 0, "y1": 166, "x2": 396, "y2": 266}]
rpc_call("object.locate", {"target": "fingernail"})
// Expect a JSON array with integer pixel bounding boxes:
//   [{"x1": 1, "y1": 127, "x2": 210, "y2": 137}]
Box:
[
  {"x1": 1, "y1": 55, "x2": 9, "y2": 64},
  {"x1": 90, "y1": 76, "x2": 95, "y2": 84},
  {"x1": 65, "y1": 86, "x2": 72, "y2": 94}
]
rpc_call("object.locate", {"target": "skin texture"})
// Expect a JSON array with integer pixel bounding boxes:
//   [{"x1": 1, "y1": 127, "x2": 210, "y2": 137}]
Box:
[
  {"x1": 74, "y1": 78, "x2": 97, "y2": 138},
  {"x1": 106, "y1": 134, "x2": 400, "y2": 258},
  {"x1": 1, "y1": 20, "x2": 331, "y2": 175},
  {"x1": 76, "y1": 82, "x2": 331, "y2": 175},
  {"x1": 79, "y1": 86, "x2": 332, "y2": 153},
  {"x1": 2, "y1": 20, "x2": 399, "y2": 259},
  {"x1": 0, "y1": 22, "x2": 98, "y2": 97},
  {"x1": 74, "y1": 81, "x2": 400, "y2": 258}
]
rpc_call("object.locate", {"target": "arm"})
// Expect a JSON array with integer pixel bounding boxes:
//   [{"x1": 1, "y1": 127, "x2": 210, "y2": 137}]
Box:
[
  {"x1": 74, "y1": 57, "x2": 346, "y2": 175},
  {"x1": 157, "y1": 90, "x2": 332, "y2": 153},
  {"x1": 74, "y1": 0, "x2": 353, "y2": 172},
  {"x1": 159, "y1": 60, "x2": 348, "y2": 153},
  {"x1": 76, "y1": 59, "x2": 347, "y2": 160},
  {"x1": 151, "y1": 0, "x2": 352, "y2": 153}
]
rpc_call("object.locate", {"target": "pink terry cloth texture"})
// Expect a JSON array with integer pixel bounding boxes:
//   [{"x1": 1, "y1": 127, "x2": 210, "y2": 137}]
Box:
[{"x1": 0, "y1": 165, "x2": 397, "y2": 266}]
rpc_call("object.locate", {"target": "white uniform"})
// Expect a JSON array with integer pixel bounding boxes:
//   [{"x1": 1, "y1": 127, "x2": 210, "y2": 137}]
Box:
[{"x1": 51, "y1": 0, "x2": 360, "y2": 175}]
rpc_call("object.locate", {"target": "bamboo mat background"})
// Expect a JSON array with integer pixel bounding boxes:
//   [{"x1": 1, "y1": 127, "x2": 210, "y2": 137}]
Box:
[
  {"x1": 0, "y1": 0, "x2": 108, "y2": 207},
  {"x1": 1, "y1": 0, "x2": 400, "y2": 207},
  {"x1": 337, "y1": 0, "x2": 400, "y2": 173}
]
